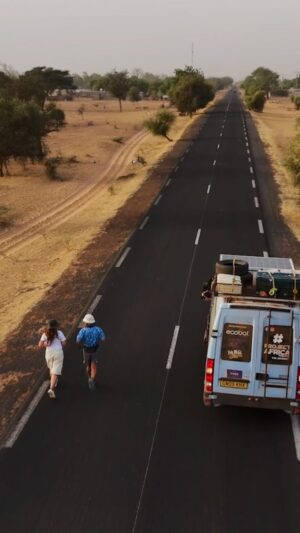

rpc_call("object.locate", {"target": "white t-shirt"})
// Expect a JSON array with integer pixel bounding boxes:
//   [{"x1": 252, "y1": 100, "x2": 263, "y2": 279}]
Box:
[{"x1": 40, "y1": 330, "x2": 66, "y2": 355}]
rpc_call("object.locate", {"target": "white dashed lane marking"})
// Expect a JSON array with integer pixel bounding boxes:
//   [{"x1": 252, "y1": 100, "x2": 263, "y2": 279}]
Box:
[
  {"x1": 291, "y1": 416, "x2": 300, "y2": 461},
  {"x1": 263, "y1": 251, "x2": 269, "y2": 257},
  {"x1": 88, "y1": 295, "x2": 102, "y2": 313},
  {"x1": 139, "y1": 216, "x2": 150, "y2": 230},
  {"x1": 115, "y1": 247, "x2": 131, "y2": 268},
  {"x1": 207, "y1": 184, "x2": 211, "y2": 194},
  {"x1": 154, "y1": 194, "x2": 162, "y2": 206},
  {"x1": 166, "y1": 325, "x2": 180, "y2": 370},
  {"x1": 4, "y1": 381, "x2": 49, "y2": 448},
  {"x1": 195, "y1": 228, "x2": 201, "y2": 245},
  {"x1": 252, "y1": 179, "x2": 256, "y2": 189},
  {"x1": 254, "y1": 197, "x2": 259, "y2": 208},
  {"x1": 165, "y1": 178, "x2": 172, "y2": 187},
  {"x1": 258, "y1": 219, "x2": 264, "y2": 234},
  {"x1": 250, "y1": 166, "x2": 254, "y2": 174},
  {"x1": 213, "y1": 160, "x2": 216, "y2": 166}
]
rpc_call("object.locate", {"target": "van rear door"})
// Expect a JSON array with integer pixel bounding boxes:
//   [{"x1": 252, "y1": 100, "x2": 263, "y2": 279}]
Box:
[
  {"x1": 213, "y1": 311, "x2": 257, "y2": 397},
  {"x1": 253, "y1": 310, "x2": 297, "y2": 400}
]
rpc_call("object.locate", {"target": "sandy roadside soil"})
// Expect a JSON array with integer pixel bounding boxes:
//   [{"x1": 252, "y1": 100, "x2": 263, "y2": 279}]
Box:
[
  {"x1": 0, "y1": 94, "x2": 223, "y2": 440},
  {"x1": 249, "y1": 96, "x2": 300, "y2": 240}
]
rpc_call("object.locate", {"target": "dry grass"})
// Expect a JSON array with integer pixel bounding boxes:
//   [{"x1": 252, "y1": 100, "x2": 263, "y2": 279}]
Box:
[{"x1": 251, "y1": 97, "x2": 300, "y2": 239}]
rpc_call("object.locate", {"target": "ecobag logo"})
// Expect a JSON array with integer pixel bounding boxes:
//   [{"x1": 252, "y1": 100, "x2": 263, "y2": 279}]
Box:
[{"x1": 226, "y1": 327, "x2": 249, "y2": 336}]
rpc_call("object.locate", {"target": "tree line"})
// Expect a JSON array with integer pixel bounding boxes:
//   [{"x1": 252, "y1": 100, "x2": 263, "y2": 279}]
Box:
[{"x1": 0, "y1": 64, "x2": 233, "y2": 176}]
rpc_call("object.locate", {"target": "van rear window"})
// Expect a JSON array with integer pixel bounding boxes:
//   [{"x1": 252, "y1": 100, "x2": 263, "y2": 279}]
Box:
[
  {"x1": 262, "y1": 325, "x2": 293, "y2": 365},
  {"x1": 221, "y1": 323, "x2": 253, "y2": 362}
]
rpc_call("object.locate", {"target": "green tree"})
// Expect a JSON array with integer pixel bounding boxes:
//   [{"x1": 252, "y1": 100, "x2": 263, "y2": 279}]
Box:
[
  {"x1": 170, "y1": 67, "x2": 214, "y2": 116},
  {"x1": 128, "y1": 86, "x2": 141, "y2": 102},
  {"x1": 242, "y1": 67, "x2": 279, "y2": 99},
  {"x1": 0, "y1": 97, "x2": 65, "y2": 176},
  {"x1": 104, "y1": 70, "x2": 129, "y2": 111},
  {"x1": 16, "y1": 67, "x2": 75, "y2": 108},
  {"x1": 144, "y1": 109, "x2": 176, "y2": 141}
]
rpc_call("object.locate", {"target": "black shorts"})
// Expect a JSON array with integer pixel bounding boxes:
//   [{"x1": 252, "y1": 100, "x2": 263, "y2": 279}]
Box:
[{"x1": 83, "y1": 346, "x2": 99, "y2": 365}]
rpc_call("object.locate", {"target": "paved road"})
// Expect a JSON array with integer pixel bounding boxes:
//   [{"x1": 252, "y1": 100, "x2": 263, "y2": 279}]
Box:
[{"x1": 1, "y1": 92, "x2": 299, "y2": 533}]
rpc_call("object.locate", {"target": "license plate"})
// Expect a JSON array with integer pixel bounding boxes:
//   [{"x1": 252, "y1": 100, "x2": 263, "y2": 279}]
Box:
[{"x1": 219, "y1": 379, "x2": 248, "y2": 389}]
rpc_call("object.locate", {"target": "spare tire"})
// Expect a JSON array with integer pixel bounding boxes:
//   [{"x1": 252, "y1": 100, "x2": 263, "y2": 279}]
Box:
[{"x1": 215, "y1": 259, "x2": 249, "y2": 276}]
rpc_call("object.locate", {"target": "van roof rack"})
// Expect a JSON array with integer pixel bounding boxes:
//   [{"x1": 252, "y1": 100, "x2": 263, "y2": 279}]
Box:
[{"x1": 220, "y1": 254, "x2": 294, "y2": 271}]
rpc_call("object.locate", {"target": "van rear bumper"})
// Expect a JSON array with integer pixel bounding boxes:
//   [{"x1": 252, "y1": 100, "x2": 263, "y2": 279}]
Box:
[{"x1": 204, "y1": 393, "x2": 300, "y2": 413}]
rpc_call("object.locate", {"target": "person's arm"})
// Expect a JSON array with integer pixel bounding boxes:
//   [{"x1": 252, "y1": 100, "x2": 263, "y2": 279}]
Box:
[
  {"x1": 76, "y1": 329, "x2": 84, "y2": 344},
  {"x1": 38, "y1": 333, "x2": 47, "y2": 348}
]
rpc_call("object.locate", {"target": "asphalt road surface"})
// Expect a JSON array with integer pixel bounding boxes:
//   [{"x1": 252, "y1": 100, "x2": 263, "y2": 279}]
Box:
[{"x1": 1, "y1": 91, "x2": 300, "y2": 533}]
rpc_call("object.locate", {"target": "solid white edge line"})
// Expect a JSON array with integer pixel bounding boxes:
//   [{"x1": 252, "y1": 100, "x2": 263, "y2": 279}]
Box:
[
  {"x1": 165, "y1": 178, "x2": 171, "y2": 187},
  {"x1": 258, "y1": 219, "x2": 264, "y2": 234},
  {"x1": 254, "y1": 197, "x2": 259, "y2": 208},
  {"x1": 115, "y1": 246, "x2": 131, "y2": 268},
  {"x1": 207, "y1": 184, "x2": 211, "y2": 194},
  {"x1": 291, "y1": 415, "x2": 300, "y2": 461},
  {"x1": 166, "y1": 326, "x2": 180, "y2": 369},
  {"x1": 263, "y1": 251, "x2": 269, "y2": 257},
  {"x1": 250, "y1": 166, "x2": 254, "y2": 174},
  {"x1": 89, "y1": 294, "x2": 102, "y2": 313},
  {"x1": 195, "y1": 228, "x2": 201, "y2": 245},
  {"x1": 4, "y1": 381, "x2": 49, "y2": 448},
  {"x1": 252, "y1": 179, "x2": 256, "y2": 188},
  {"x1": 139, "y1": 216, "x2": 150, "y2": 230},
  {"x1": 154, "y1": 194, "x2": 162, "y2": 206}
]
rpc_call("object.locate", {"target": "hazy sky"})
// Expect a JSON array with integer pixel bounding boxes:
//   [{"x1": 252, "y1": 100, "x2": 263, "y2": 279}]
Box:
[{"x1": 1, "y1": 0, "x2": 300, "y2": 80}]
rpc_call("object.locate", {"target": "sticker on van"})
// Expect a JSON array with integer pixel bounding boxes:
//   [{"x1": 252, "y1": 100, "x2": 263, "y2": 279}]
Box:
[
  {"x1": 221, "y1": 323, "x2": 253, "y2": 362},
  {"x1": 262, "y1": 325, "x2": 293, "y2": 365}
]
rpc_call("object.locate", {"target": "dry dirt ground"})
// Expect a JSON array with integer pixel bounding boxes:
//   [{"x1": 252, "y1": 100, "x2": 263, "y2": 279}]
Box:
[
  {"x1": 0, "y1": 95, "x2": 221, "y2": 440},
  {"x1": 250, "y1": 96, "x2": 300, "y2": 240}
]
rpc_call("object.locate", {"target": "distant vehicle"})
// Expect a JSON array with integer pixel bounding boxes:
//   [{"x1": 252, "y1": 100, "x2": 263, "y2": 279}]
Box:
[{"x1": 203, "y1": 255, "x2": 300, "y2": 414}]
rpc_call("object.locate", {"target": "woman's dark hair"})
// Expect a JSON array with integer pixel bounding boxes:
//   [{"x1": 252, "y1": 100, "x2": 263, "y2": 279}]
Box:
[{"x1": 45, "y1": 319, "x2": 59, "y2": 345}]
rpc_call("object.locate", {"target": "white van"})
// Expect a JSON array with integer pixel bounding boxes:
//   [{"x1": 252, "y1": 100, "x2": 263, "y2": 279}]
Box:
[{"x1": 203, "y1": 255, "x2": 300, "y2": 414}]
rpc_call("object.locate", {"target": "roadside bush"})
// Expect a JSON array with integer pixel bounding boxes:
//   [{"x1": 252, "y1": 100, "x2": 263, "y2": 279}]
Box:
[
  {"x1": 0, "y1": 206, "x2": 10, "y2": 228},
  {"x1": 284, "y1": 121, "x2": 300, "y2": 186},
  {"x1": 144, "y1": 109, "x2": 175, "y2": 141},
  {"x1": 246, "y1": 90, "x2": 266, "y2": 112},
  {"x1": 45, "y1": 155, "x2": 78, "y2": 179},
  {"x1": 128, "y1": 86, "x2": 141, "y2": 102},
  {"x1": 45, "y1": 157, "x2": 61, "y2": 180},
  {"x1": 294, "y1": 96, "x2": 300, "y2": 110}
]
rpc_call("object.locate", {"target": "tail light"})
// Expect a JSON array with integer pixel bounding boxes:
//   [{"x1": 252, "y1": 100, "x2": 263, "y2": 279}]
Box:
[
  {"x1": 204, "y1": 358, "x2": 214, "y2": 393},
  {"x1": 296, "y1": 368, "x2": 300, "y2": 400}
]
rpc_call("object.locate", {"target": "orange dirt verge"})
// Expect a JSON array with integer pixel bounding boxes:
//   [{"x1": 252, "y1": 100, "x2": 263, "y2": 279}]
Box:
[{"x1": 250, "y1": 96, "x2": 300, "y2": 240}]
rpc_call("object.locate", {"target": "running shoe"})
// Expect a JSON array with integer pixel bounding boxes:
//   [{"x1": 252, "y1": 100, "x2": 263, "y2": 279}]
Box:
[
  {"x1": 47, "y1": 388, "x2": 56, "y2": 399},
  {"x1": 88, "y1": 378, "x2": 95, "y2": 391}
]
